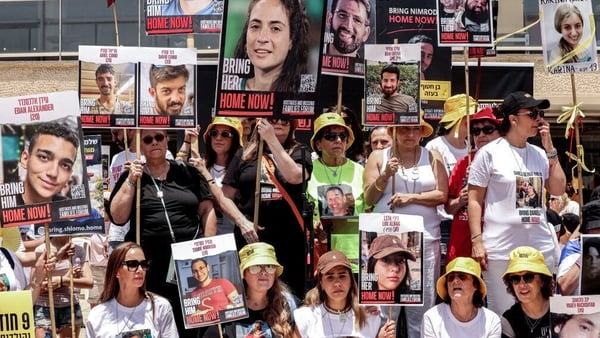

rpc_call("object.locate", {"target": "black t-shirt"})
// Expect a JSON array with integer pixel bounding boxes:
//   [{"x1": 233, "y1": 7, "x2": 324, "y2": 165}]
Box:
[
  {"x1": 222, "y1": 144, "x2": 312, "y2": 297},
  {"x1": 502, "y1": 303, "x2": 551, "y2": 338}
]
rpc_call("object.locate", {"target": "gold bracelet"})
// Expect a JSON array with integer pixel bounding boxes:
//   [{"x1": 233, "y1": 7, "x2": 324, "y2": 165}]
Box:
[{"x1": 176, "y1": 152, "x2": 189, "y2": 158}]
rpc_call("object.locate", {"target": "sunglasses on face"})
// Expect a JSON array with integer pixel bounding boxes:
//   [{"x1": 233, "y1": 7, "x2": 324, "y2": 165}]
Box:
[
  {"x1": 471, "y1": 125, "x2": 497, "y2": 136},
  {"x1": 209, "y1": 130, "x2": 233, "y2": 138},
  {"x1": 447, "y1": 272, "x2": 470, "y2": 282},
  {"x1": 322, "y1": 131, "x2": 349, "y2": 142},
  {"x1": 142, "y1": 134, "x2": 166, "y2": 145},
  {"x1": 517, "y1": 108, "x2": 545, "y2": 119},
  {"x1": 509, "y1": 273, "x2": 536, "y2": 285},
  {"x1": 267, "y1": 118, "x2": 291, "y2": 126},
  {"x1": 121, "y1": 260, "x2": 151, "y2": 272},
  {"x1": 247, "y1": 264, "x2": 277, "y2": 275}
]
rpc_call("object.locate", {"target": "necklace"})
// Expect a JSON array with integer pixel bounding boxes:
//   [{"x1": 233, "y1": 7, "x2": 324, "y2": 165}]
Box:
[
  {"x1": 146, "y1": 162, "x2": 169, "y2": 198},
  {"x1": 398, "y1": 147, "x2": 419, "y2": 193},
  {"x1": 320, "y1": 158, "x2": 344, "y2": 184},
  {"x1": 323, "y1": 303, "x2": 351, "y2": 336},
  {"x1": 508, "y1": 140, "x2": 528, "y2": 174},
  {"x1": 525, "y1": 314, "x2": 543, "y2": 333},
  {"x1": 146, "y1": 162, "x2": 170, "y2": 180},
  {"x1": 116, "y1": 300, "x2": 141, "y2": 333}
]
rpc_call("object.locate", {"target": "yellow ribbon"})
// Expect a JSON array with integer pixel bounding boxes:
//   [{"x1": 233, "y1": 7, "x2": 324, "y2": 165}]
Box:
[
  {"x1": 494, "y1": 13, "x2": 542, "y2": 46},
  {"x1": 565, "y1": 145, "x2": 596, "y2": 176},
  {"x1": 547, "y1": 14, "x2": 596, "y2": 71},
  {"x1": 556, "y1": 102, "x2": 585, "y2": 139}
]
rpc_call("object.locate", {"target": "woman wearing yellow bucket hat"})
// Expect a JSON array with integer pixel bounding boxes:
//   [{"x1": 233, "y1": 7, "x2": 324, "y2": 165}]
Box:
[
  {"x1": 500, "y1": 246, "x2": 553, "y2": 338},
  {"x1": 422, "y1": 257, "x2": 501, "y2": 337},
  {"x1": 307, "y1": 112, "x2": 366, "y2": 272},
  {"x1": 222, "y1": 242, "x2": 298, "y2": 338},
  {"x1": 363, "y1": 111, "x2": 448, "y2": 338}
]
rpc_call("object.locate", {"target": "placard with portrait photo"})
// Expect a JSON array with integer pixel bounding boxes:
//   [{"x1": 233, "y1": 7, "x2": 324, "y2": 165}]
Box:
[
  {"x1": 359, "y1": 213, "x2": 424, "y2": 306},
  {"x1": 171, "y1": 233, "x2": 248, "y2": 328},
  {"x1": 551, "y1": 295, "x2": 600, "y2": 338}
]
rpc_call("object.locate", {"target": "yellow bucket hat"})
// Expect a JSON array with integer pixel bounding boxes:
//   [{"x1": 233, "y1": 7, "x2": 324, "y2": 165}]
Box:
[
  {"x1": 387, "y1": 109, "x2": 433, "y2": 138},
  {"x1": 441, "y1": 94, "x2": 477, "y2": 124},
  {"x1": 203, "y1": 116, "x2": 243, "y2": 147},
  {"x1": 310, "y1": 112, "x2": 355, "y2": 152},
  {"x1": 238, "y1": 242, "x2": 283, "y2": 277},
  {"x1": 436, "y1": 257, "x2": 487, "y2": 299},
  {"x1": 501, "y1": 246, "x2": 552, "y2": 279}
]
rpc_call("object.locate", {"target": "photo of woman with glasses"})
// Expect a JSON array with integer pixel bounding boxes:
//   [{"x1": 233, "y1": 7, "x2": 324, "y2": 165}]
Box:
[
  {"x1": 86, "y1": 242, "x2": 178, "y2": 337},
  {"x1": 500, "y1": 246, "x2": 554, "y2": 338},
  {"x1": 468, "y1": 91, "x2": 565, "y2": 317},
  {"x1": 108, "y1": 129, "x2": 216, "y2": 337},
  {"x1": 221, "y1": 117, "x2": 312, "y2": 298}
]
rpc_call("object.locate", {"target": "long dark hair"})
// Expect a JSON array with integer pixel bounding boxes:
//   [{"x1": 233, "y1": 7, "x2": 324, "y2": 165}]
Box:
[
  {"x1": 367, "y1": 253, "x2": 412, "y2": 295},
  {"x1": 205, "y1": 125, "x2": 241, "y2": 169},
  {"x1": 233, "y1": 0, "x2": 309, "y2": 92}
]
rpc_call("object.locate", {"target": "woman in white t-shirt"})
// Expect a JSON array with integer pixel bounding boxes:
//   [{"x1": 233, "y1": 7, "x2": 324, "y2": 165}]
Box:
[
  {"x1": 422, "y1": 257, "x2": 501, "y2": 337},
  {"x1": 85, "y1": 242, "x2": 178, "y2": 338},
  {"x1": 294, "y1": 250, "x2": 394, "y2": 338},
  {"x1": 468, "y1": 91, "x2": 566, "y2": 316}
]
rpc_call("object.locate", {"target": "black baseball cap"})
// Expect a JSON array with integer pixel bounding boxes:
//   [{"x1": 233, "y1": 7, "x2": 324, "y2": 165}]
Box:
[{"x1": 501, "y1": 91, "x2": 550, "y2": 116}]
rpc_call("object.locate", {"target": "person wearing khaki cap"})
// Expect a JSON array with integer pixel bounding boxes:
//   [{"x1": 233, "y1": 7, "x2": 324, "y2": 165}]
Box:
[
  {"x1": 468, "y1": 91, "x2": 565, "y2": 316},
  {"x1": 500, "y1": 246, "x2": 553, "y2": 338},
  {"x1": 366, "y1": 234, "x2": 417, "y2": 302},
  {"x1": 422, "y1": 257, "x2": 501, "y2": 337},
  {"x1": 294, "y1": 250, "x2": 395, "y2": 338},
  {"x1": 222, "y1": 242, "x2": 297, "y2": 338}
]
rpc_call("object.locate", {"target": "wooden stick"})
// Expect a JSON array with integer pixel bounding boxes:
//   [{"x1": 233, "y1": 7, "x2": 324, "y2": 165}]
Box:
[
  {"x1": 253, "y1": 138, "x2": 264, "y2": 231},
  {"x1": 45, "y1": 223, "x2": 57, "y2": 338},
  {"x1": 336, "y1": 76, "x2": 343, "y2": 113},
  {"x1": 135, "y1": 129, "x2": 141, "y2": 245},
  {"x1": 463, "y1": 47, "x2": 472, "y2": 165},
  {"x1": 112, "y1": 1, "x2": 120, "y2": 46}
]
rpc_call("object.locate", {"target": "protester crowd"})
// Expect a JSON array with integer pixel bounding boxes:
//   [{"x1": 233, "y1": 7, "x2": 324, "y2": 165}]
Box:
[{"x1": 3, "y1": 90, "x2": 600, "y2": 338}]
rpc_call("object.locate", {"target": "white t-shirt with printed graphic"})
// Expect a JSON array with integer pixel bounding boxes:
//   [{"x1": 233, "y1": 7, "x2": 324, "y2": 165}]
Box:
[{"x1": 468, "y1": 137, "x2": 553, "y2": 261}]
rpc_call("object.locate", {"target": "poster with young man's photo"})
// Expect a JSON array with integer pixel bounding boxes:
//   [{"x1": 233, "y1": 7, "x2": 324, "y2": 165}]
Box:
[
  {"x1": 436, "y1": 0, "x2": 494, "y2": 47},
  {"x1": 0, "y1": 91, "x2": 91, "y2": 227},
  {"x1": 539, "y1": 0, "x2": 598, "y2": 74},
  {"x1": 79, "y1": 46, "x2": 137, "y2": 128},
  {"x1": 550, "y1": 295, "x2": 600, "y2": 338},
  {"x1": 137, "y1": 47, "x2": 197, "y2": 129},
  {"x1": 215, "y1": 0, "x2": 325, "y2": 118},
  {"x1": 359, "y1": 213, "x2": 424, "y2": 305},
  {"x1": 171, "y1": 233, "x2": 248, "y2": 328},
  {"x1": 364, "y1": 44, "x2": 421, "y2": 127},
  {"x1": 321, "y1": 0, "x2": 375, "y2": 77},
  {"x1": 375, "y1": 0, "x2": 452, "y2": 120}
]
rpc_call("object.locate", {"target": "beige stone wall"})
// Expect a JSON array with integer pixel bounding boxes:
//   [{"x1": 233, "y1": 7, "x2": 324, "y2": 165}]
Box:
[{"x1": 1, "y1": 54, "x2": 598, "y2": 121}]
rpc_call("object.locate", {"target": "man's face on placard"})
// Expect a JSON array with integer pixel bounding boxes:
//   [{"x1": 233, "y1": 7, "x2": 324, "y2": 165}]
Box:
[
  {"x1": 149, "y1": 76, "x2": 187, "y2": 116},
  {"x1": 465, "y1": 0, "x2": 489, "y2": 24},
  {"x1": 328, "y1": 0, "x2": 371, "y2": 56},
  {"x1": 20, "y1": 134, "x2": 77, "y2": 204},
  {"x1": 192, "y1": 260, "x2": 210, "y2": 285},
  {"x1": 96, "y1": 71, "x2": 116, "y2": 96},
  {"x1": 380, "y1": 72, "x2": 399, "y2": 98}
]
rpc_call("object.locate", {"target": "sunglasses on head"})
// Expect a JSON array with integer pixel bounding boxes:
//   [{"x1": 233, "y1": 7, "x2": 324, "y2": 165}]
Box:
[
  {"x1": 509, "y1": 273, "x2": 536, "y2": 285},
  {"x1": 209, "y1": 130, "x2": 233, "y2": 138},
  {"x1": 121, "y1": 260, "x2": 151, "y2": 272},
  {"x1": 267, "y1": 118, "x2": 291, "y2": 126},
  {"x1": 142, "y1": 134, "x2": 166, "y2": 145},
  {"x1": 322, "y1": 131, "x2": 349, "y2": 142},
  {"x1": 447, "y1": 272, "x2": 470, "y2": 282},
  {"x1": 517, "y1": 108, "x2": 545, "y2": 119},
  {"x1": 247, "y1": 264, "x2": 277, "y2": 275},
  {"x1": 471, "y1": 125, "x2": 497, "y2": 136}
]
